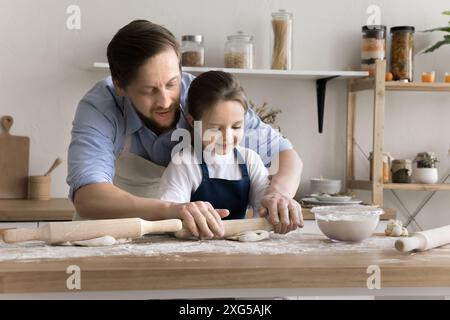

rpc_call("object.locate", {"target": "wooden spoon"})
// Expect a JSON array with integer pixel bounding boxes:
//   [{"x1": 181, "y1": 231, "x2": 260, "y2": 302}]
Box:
[{"x1": 44, "y1": 157, "x2": 63, "y2": 176}]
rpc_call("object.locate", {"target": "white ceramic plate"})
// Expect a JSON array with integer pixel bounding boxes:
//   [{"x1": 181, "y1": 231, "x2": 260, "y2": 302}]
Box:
[
  {"x1": 302, "y1": 197, "x2": 363, "y2": 206},
  {"x1": 312, "y1": 195, "x2": 353, "y2": 202}
]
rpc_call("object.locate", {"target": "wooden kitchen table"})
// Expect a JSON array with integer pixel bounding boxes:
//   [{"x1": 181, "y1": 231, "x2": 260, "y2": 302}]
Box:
[{"x1": 0, "y1": 232, "x2": 449, "y2": 299}]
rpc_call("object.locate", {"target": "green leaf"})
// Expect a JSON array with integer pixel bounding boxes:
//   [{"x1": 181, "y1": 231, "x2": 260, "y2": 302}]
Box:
[
  {"x1": 443, "y1": 11, "x2": 450, "y2": 15},
  {"x1": 422, "y1": 39, "x2": 449, "y2": 53}
]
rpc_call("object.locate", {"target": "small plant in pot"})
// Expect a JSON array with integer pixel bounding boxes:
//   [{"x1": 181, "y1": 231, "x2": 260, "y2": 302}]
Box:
[{"x1": 412, "y1": 152, "x2": 439, "y2": 184}]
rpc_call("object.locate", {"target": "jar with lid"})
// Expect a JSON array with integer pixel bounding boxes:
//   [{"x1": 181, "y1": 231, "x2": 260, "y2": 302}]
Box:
[
  {"x1": 181, "y1": 35, "x2": 204, "y2": 67},
  {"x1": 271, "y1": 9, "x2": 293, "y2": 70},
  {"x1": 390, "y1": 26, "x2": 415, "y2": 82},
  {"x1": 361, "y1": 25, "x2": 386, "y2": 77},
  {"x1": 391, "y1": 159, "x2": 412, "y2": 183},
  {"x1": 369, "y1": 152, "x2": 393, "y2": 183},
  {"x1": 224, "y1": 31, "x2": 254, "y2": 69}
]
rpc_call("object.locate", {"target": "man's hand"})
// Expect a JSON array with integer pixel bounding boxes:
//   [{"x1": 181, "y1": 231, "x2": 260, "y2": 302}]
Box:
[
  {"x1": 173, "y1": 201, "x2": 229, "y2": 239},
  {"x1": 258, "y1": 192, "x2": 303, "y2": 234}
]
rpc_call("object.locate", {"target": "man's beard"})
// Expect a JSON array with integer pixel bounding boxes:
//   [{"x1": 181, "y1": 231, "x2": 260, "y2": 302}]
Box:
[{"x1": 138, "y1": 104, "x2": 181, "y2": 135}]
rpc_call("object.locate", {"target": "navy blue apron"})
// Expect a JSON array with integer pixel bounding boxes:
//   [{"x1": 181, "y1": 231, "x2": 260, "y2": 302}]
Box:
[{"x1": 190, "y1": 148, "x2": 250, "y2": 219}]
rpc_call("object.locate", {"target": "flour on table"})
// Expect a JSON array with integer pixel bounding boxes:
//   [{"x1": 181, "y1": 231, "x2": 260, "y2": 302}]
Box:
[
  {"x1": 226, "y1": 230, "x2": 270, "y2": 242},
  {"x1": 0, "y1": 230, "x2": 399, "y2": 262},
  {"x1": 57, "y1": 236, "x2": 131, "y2": 247}
]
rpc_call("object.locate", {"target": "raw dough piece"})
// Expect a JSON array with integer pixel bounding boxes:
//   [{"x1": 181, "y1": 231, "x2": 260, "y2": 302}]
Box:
[
  {"x1": 226, "y1": 230, "x2": 270, "y2": 242},
  {"x1": 57, "y1": 236, "x2": 131, "y2": 247},
  {"x1": 385, "y1": 219, "x2": 409, "y2": 237}
]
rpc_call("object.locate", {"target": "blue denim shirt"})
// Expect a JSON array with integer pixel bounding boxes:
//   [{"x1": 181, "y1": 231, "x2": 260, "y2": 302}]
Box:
[{"x1": 67, "y1": 73, "x2": 293, "y2": 200}]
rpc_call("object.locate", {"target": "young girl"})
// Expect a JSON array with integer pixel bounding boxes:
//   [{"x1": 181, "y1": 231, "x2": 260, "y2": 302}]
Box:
[{"x1": 159, "y1": 71, "x2": 269, "y2": 221}]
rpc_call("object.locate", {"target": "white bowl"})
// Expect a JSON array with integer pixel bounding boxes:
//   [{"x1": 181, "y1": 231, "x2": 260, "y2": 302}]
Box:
[
  {"x1": 310, "y1": 178, "x2": 341, "y2": 195},
  {"x1": 311, "y1": 205, "x2": 383, "y2": 242}
]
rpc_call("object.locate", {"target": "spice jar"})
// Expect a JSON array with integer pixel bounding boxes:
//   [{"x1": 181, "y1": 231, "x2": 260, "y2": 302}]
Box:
[
  {"x1": 390, "y1": 26, "x2": 415, "y2": 82},
  {"x1": 369, "y1": 152, "x2": 393, "y2": 183},
  {"x1": 224, "y1": 31, "x2": 254, "y2": 69},
  {"x1": 271, "y1": 9, "x2": 293, "y2": 70},
  {"x1": 361, "y1": 25, "x2": 386, "y2": 77},
  {"x1": 391, "y1": 159, "x2": 412, "y2": 183},
  {"x1": 181, "y1": 35, "x2": 204, "y2": 67}
]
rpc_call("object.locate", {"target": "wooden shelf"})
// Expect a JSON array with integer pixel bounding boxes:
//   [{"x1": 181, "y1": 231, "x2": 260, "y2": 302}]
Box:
[
  {"x1": 350, "y1": 78, "x2": 450, "y2": 92},
  {"x1": 0, "y1": 199, "x2": 74, "y2": 221},
  {"x1": 348, "y1": 180, "x2": 450, "y2": 192},
  {"x1": 383, "y1": 183, "x2": 450, "y2": 191}
]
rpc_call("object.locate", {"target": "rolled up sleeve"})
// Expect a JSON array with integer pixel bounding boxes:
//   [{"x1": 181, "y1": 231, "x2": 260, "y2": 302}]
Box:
[
  {"x1": 242, "y1": 107, "x2": 293, "y2": 167},
  {"x1": 66, "y1": 100, "x2": 117, "y2": 201}
]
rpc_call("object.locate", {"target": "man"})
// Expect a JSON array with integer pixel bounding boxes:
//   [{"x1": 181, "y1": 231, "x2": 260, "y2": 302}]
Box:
[{"x1": 67, "y1": 20, "x2": 304, "y2": 238}]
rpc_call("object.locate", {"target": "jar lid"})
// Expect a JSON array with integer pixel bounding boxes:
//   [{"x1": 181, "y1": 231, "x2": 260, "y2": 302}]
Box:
[
  {"x1": 271, "y1": 9, "x2": 293, "y2": 19},
  {"x1": 392, "y1": 159, "x2": 412, "y2": 164},
  {"x1": 227, "y1": 31, "x2": 253, "y2": 41},
  {"x1": 390, "y1": 26, "x2": 415, "y2": 33},
  {"x1": 362, "y1": 25, "x2": 386, "y2": 32},
  {"x1": 182, "y1": 35, "x2": 203, "y2": 43}
]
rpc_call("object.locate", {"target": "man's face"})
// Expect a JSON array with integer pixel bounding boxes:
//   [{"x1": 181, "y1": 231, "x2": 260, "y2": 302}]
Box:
[{"x1": 121, "y1": 49, "x2": 182, "y2": 134}]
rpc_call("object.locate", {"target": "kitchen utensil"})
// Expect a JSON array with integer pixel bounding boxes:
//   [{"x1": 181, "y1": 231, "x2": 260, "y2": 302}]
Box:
[
  {"x1": 44, "y1": 157, "x2": 62, "y2": 176},
  {"x1": 311, "y1": 205, "x2": 383, "y2": 241},
  {"x1": 3, "y1": 218, "x2": 183, "y2": 244},
  {"x1": 0, "y1": 116, "x2": 30, "y2": 199},
  {"x1": 395, "y1": 225, "x2": 450, "y2": 252},
  {"x1": 174, "y1": 217, "x2": 274, "y2": 239}
]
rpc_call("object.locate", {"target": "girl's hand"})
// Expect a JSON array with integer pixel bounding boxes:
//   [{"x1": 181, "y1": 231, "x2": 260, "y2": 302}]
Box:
[
  {"x1": 258, "y1": 192, "x2": 303, "y2": 234},
  {"x1": 175, "y1": 201, "x2": 230, "y2": 239}
]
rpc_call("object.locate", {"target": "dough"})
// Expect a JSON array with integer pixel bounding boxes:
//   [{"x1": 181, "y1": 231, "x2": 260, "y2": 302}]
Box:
[
  {"x1": 385, "y1": 219, "x2": 409, "y2": 237},
  {"x1": 57, "y1": 236, "x2": 131, "y2": 247},
  {"x1": 226, "y1": 230, "x2": 270, "y2": 242}
]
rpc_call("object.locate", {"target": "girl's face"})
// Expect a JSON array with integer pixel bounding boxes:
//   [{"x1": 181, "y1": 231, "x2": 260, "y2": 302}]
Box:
[{"x1": 200, "y1": 100, "x2": 245, "y2": 155}]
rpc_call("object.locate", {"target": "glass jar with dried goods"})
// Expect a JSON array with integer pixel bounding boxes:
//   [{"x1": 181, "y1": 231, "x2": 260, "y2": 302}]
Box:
[
  {"x1": 391, "y1": 159, "x2": 412, "y2": 183},
  {"x1": 390, "y1": 26, "x2": 415, "y2": 82},
  {"x1": 369, "y1": 152, "x2": 393, "y2": 183},
  {"x1": 181, "y1": 35, "x2": 204, "y2": 67},
  {"x1": 224, "y1": 31, "x2": 254, "y2": 69},
  {"x1": 361, "y1": 25, "x2": 386, "y2": 77},
  {"x1": 271, "y1": 9, "x2": 293, "y2": 70}
]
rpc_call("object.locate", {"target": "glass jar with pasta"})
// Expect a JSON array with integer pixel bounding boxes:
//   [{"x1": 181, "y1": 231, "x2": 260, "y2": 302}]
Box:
[
  {"x1": 270, "y1": 9, "x2": 293, "y2": 70},
  {"x1": 390, "y1": 26, "x2": 415, "y2": 82}
]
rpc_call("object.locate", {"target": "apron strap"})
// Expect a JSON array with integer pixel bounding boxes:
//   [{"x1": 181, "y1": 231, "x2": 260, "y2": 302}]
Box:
[{"x1": 234, "y1": 148, "x2": 249, "y2": 178}]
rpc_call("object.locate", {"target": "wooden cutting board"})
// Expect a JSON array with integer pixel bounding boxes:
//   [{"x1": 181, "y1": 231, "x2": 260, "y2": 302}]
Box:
[{"x1": 0, "y1": 116, "x2": 30, "y2": 199}]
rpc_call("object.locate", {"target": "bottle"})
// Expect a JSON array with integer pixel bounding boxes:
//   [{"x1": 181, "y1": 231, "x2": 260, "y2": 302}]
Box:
[
  {"x1": 361, "y1": 25, "x2": 386, "y2": 77},
  {"x1": 224, "y1": 31, "x2": 254, "y2": 69},
  {"x1": 271, "y1": 9, "x2": 293, "y2": 70},
  {"x1": 390, "y1": 26, "x2": 415, "y2": 82},
  {"x1": 181, "y1": 35, "x2": 204, "y2": 67},
  {"x1": 369, "y1": 152, "x2": 392, "y2": 183}
]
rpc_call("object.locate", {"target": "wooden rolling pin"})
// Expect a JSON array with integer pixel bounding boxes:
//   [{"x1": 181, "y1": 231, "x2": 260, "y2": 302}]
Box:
[
  {"x1": 3, "y1": 218, "x2": 182, "y2": 244},
  {"x1": 174, "y1": 217, "x2": 274, "y2": 239},
  {"x1": 395, "y1": 225, "x2": 450, "y2": 252}
]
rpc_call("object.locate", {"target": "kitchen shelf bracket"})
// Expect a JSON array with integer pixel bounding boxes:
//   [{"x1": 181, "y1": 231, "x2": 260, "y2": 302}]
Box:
[{"x1": 316, "y1": 76, "x2": 339, "y2": 133}]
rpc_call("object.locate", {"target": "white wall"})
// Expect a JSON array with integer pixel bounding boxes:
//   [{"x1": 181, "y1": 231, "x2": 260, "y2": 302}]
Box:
[{"x1": 1, "y1": 0, "x2": 449, "y2": 231}]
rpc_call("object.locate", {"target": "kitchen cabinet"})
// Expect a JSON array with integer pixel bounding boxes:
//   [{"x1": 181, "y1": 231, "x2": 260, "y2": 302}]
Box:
[{"x1": 346, "y1": 60, "x2": 450, "y2": 211}]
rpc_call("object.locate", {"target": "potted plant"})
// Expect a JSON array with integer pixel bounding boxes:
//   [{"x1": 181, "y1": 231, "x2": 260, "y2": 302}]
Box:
[
  {"x1": 412, "y1": 152, "x2": 439, "y2": 184},
  {"x1": 421, "y1": 11, "x2": 450, "y2": 53}
]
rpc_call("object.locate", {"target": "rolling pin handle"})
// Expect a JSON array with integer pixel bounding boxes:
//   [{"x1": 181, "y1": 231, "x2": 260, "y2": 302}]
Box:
[
  {"x1": 3, "y1": 227, "x2": 45, "y2": 243},
  {"x1": 395, "y1": 235, "x2": 425, "y2": 252}
]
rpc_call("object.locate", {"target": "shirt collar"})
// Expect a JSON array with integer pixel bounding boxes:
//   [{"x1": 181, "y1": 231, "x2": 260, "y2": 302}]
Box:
[{"x1": 124, "y1": 97, "x2": 144, "y2": 136}]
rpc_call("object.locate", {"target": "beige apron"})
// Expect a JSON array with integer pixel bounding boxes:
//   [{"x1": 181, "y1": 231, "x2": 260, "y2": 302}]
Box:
[{"x1": 72, "y1": 136, "x2": 166, "y2": 220}]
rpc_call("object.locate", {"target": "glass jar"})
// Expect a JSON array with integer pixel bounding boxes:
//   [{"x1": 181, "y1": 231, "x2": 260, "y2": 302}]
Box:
[
  {"x1": 369, "y1": 152, "x2": 392, "y2": 183},
  {"x1": 181, "y1": 35, "x2": 204, "y2": 67},
  {"x1": 361, "y1": 25, "x2": 386, "y2": 77},
  {"x1": 271, "y1": 9, "x2": 293, "y2": 70},
  {"x1": 224, "y1": 31, "x2": 254, "y2": 69},
  {"x1": 390, "y1": 26, "x2": 415, "y2": 82},
  {"x1": 391, "y1": 159, "x2": 412, "y2": 183}
]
